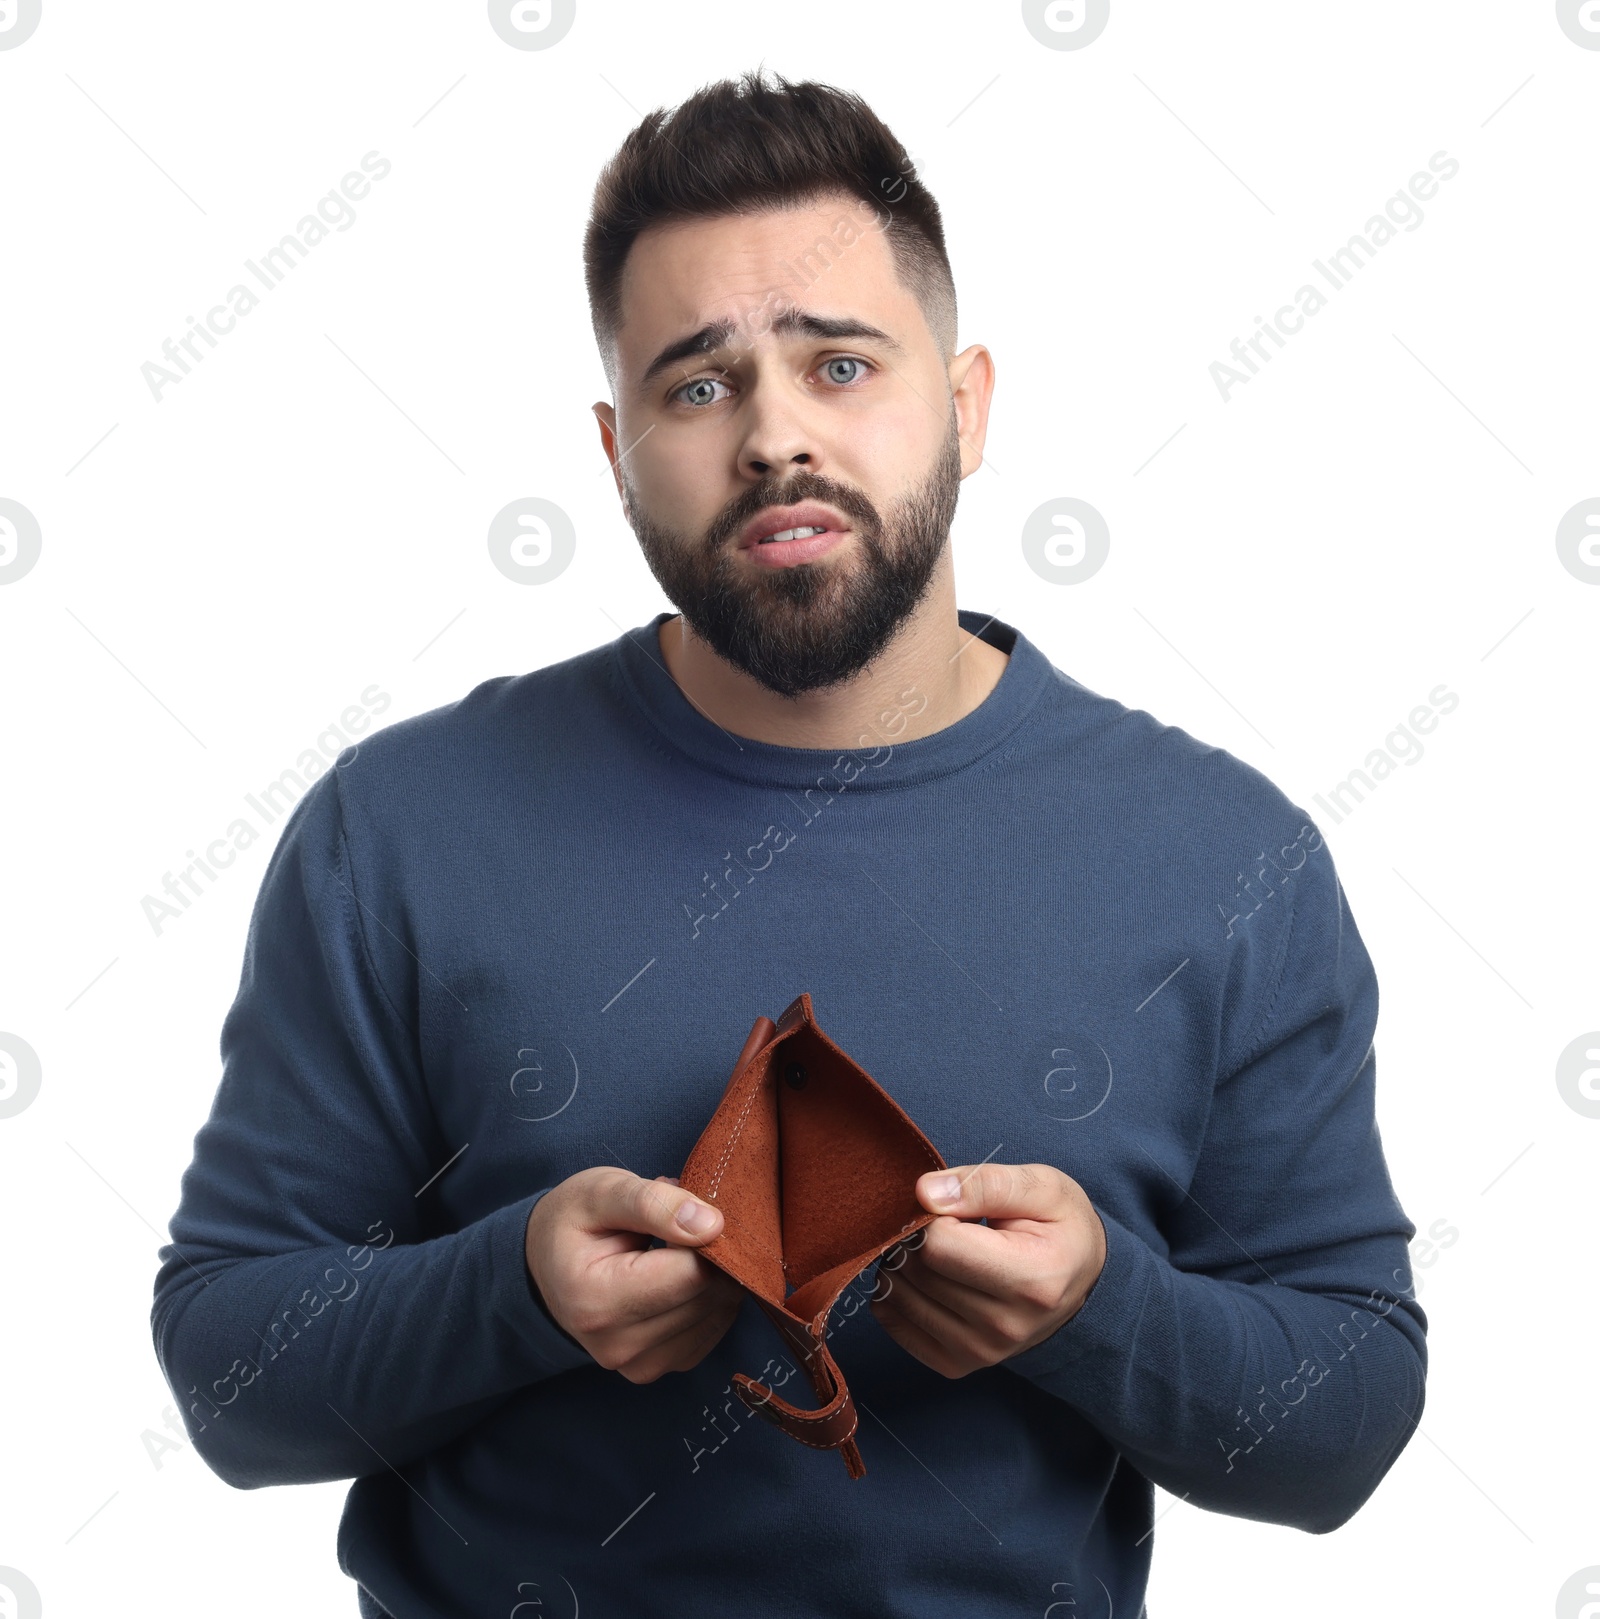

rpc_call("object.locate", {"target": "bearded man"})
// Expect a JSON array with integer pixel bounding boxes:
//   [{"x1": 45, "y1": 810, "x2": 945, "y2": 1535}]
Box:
[{"x1": 155, "y1": 69, "x2": 1426, "y2": 1619}]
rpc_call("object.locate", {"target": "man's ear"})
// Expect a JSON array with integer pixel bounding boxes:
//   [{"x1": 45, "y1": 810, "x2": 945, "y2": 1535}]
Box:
[
  {"x1": 592, "y1": 401, "x2": 626, "y2": 506},
  {"x1": 947, "y1": 345, "x2": 995, "y2": 480}
]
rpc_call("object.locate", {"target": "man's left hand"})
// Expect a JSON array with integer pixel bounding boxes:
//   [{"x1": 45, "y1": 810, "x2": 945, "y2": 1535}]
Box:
[{"x1": 868, "y1": 1163, "x2": 1108, "y2": 1377}]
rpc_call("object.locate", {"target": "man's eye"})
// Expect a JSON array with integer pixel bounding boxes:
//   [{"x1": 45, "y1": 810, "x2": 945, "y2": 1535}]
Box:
[
  {"x1": 822, "y1": 356, "x2": 870, "y2": 385},
  {"x1": 675, "y1": 376, "x2": 730, "y2": 407}
]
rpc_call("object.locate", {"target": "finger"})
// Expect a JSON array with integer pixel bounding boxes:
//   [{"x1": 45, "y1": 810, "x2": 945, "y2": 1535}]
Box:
[
  {"x1": 643, "y1": 1174, "x2": 681, "y2": 1236},
  {"x1": 870, "y1": 1275, "x2": 984, "y2": 1378},
  {"x1": 617, "y1": 1271, "x2": 742, "y2": 1349},
  {"x1": 594, "y1": 1281, "x2": 743, "y2": 1378},
  {"x1": 905, "y1": 1207, "x2": 1085, "y2": 1313},
  {"x1": 917, "y1": 1162, "x2": 1073, "y2": 1223},
  {"x1": 878, "y1": 1220, "x2": 1006, "y2": 1305},
  {"x1": 581, "y1": 1168, "x2": 724, "y2": 1245},
  {"x1": 587, "y1": 1242, "x2": 742, "y2": 1329},
  {"x1": 876, "y1": 1259, "x2": 994, "y2": 1341},
  {"x1": 881, "y1": 1234, "x2": 999, "y2": 1324},
  {"x1": 614, "y1": 1288, "x2": 744, "y2": 1381}
]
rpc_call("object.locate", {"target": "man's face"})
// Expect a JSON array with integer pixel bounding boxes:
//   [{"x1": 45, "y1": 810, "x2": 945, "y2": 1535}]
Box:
[{"x1": 597, "y1": 196, "x2": 974, "y2": 697}]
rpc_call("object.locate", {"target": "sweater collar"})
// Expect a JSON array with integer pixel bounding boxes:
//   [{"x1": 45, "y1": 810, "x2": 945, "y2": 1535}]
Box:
[{"x1": 611, "y1": 608, "x2": 1051, "y2": 792}]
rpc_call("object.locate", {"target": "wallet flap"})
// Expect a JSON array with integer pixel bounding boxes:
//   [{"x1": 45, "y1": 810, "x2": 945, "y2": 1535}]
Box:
[
  {"x1": 784, "y1": 1218, "x2": 937, "y2": 1325},
  {"x1": 678, "y1": 1039, "x2": 785, "y2": 1304}
]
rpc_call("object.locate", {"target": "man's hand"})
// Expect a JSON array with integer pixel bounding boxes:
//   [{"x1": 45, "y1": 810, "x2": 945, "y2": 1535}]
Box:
[
  {"x1": 868, "y1": 1162, "x2": 1107, "y2": 1377},
  {"x1": 524, "y1": 1168, "x2": 744, "y2": 1383}
]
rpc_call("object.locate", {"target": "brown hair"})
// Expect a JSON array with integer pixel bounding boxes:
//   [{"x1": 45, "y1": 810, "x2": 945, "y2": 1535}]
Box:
[{"x1": 583, "y1": 70, "x2": 958, "y2": 387}]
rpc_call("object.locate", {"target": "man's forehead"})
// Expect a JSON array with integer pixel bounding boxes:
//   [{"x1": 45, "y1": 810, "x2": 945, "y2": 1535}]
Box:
[{"x1": 615, "y1": 203, "x2": 919, "y2": 379}]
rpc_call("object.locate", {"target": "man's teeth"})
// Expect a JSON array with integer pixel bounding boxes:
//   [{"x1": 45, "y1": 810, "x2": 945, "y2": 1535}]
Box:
[{"x1": 758, "y1": 525, "x2": 827, "y2": 544}]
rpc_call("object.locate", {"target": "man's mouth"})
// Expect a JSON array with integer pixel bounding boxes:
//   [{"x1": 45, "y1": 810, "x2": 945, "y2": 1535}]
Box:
[
  {"x1": 736, "y1": 503, "x2": 854, "y2": 569},
  {"x1": 742, "y1": 526, "x2": 849, "y2": 569},
  {"x1": 758, "y1": 525, "x2": 828, "y2": 545}
]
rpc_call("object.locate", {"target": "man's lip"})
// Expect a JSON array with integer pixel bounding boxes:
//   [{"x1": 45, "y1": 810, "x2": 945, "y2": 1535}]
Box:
[
  {"x1": 741, "y1": 528, "x2": 848, "y2": 569},
  {"x1": 736, "y1": 503, "x2": 853, "y2": 550}
]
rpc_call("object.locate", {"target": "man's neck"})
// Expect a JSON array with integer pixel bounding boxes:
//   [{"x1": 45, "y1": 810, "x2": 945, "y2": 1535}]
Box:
[{"x1": 654, "y1": 571, "x2": 1010, "y2": 751}]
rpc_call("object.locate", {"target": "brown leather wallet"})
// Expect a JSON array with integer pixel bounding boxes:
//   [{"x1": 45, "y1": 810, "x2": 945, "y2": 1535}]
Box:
[{"x1": 678, "y1": 992, "x2": 948, "y2": 1479}]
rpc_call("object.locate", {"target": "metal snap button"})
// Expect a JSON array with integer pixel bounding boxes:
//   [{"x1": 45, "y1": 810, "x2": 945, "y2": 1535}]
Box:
[{"x1": 784, "y1": 1061, "x2": 808, "y2": 1090}]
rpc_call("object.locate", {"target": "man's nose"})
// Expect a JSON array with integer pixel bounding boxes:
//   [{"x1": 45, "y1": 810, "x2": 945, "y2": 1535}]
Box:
[{"x1": 735, "y1": 373, "x2": 824, "y2": 480}]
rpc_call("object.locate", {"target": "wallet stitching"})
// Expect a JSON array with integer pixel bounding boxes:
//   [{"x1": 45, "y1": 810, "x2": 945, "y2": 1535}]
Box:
[
  {"x1": 707, "y1": 1086, "x2": 760, "y2": 1198},
  {"x1": 775, "y1": 1412, "x2": 860, "y2": 1451},
  {"x1": 754, "y1": 1403, "x2": 860, "y2": 1450},
  {"x1": 706, "y1": 1217, "x2": 780, "y2": 1288},
  {"x1": 736, "y1": 1380, "x2": 859, "y2": 1447},
  {"x1": 739, "y1": 1381, "x2": 844, "y2": 1425}
]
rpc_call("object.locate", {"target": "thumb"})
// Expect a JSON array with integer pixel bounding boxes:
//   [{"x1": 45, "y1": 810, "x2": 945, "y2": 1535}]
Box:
[
  {"x1": 916, "y1": 1162, "x2": 1062, "y2": 1222},
  {"x1": 917, "y1": 1168, "x2": 975, "y2": 1213},
  {"x1": 650, "y1": 1174, "x2": 717, "y2": 1237},
  {"x1": 659, "y1": 1179, "x2": 723, "y2": 1242},
  {"x1": 590, "y1": 1169, "x2": 723, "y2": 1245}
]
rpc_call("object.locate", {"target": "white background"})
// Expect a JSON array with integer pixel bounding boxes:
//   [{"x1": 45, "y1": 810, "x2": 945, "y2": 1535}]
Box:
[{"x1": 1, "y1": 2, "x2": 1595, "y2": 1615}]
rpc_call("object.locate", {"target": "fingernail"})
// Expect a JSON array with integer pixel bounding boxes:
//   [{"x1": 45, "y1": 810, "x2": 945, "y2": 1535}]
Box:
[
  {"x1": 676, "y1": 1198, "x2": 717, "y2": 1233},
  {"x1": 926, "y1": 1174, "x2": 961, "y2": 1206}
]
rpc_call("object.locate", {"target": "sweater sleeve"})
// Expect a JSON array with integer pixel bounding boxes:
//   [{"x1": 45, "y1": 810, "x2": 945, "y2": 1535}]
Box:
[
  {"x1": 150, "y1": 769, "x2": 592, "y2": 1491},
  {"x1": 1004, "y1": 830, "x2": 1427, "y2": 1533}
]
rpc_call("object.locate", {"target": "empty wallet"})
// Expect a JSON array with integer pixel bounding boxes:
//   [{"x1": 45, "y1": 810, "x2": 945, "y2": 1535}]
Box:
[{"x1": 678, "y1": 992, "x2": 948, "y2": 1479}]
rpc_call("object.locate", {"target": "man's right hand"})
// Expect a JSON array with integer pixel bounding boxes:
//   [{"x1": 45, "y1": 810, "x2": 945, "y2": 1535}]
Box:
[{"x1": 524, "y1": 1167, "x2": 745, "y2": 1383}]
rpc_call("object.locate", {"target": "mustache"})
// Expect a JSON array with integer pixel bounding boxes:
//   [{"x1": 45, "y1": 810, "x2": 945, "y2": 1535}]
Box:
[{"x1": 701, "y1": 472, "x2": 881, "y2": 553}]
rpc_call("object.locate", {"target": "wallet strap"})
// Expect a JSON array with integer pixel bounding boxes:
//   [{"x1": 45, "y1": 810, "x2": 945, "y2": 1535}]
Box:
[{"x1": 730, "y1": 1298, "x2": 865, "y2": 1479}]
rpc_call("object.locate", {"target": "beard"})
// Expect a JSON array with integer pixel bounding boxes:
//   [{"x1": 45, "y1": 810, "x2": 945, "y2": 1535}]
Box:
[{"x1": 624, "y1": 419, "x2": 964, "y2": 698}]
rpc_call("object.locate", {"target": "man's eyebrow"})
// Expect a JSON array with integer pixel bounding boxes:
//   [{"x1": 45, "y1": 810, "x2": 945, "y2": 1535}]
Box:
[{"x1": 636, "y1": 308, "x2": 906, "y2": 394}]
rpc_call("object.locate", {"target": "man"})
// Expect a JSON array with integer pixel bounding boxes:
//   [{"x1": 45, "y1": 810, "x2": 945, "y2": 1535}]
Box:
[{"x1": 154, "y1": 70, "x2": 1426, "y2": 1618}]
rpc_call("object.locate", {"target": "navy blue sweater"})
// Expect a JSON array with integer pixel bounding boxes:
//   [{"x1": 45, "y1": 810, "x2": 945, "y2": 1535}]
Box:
[{"x1": 152, "y1": 610, "x2": 1426, "y2": 1618}]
